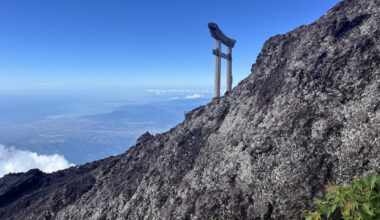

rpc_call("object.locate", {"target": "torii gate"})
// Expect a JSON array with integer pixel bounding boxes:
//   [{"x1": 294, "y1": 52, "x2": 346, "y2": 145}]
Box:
[{"x1": 208, "y1": 23, "x2": 236, "y2": 97}]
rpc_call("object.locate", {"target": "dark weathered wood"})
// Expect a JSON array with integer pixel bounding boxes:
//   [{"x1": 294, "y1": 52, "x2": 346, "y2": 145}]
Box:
[{"x1": 208, "y1": 23, "x2": 236, "y2": 48}]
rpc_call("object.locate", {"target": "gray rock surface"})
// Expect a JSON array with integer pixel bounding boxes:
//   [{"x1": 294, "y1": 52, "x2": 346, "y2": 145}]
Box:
[{"x1": 1, "y1": 0, "x2": 379, "y2": 219}]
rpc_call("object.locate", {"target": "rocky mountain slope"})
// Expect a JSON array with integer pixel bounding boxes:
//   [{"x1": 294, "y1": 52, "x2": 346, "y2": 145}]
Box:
[{"x1": 1, "y1": 0, "x2": 379, "y2": 219}]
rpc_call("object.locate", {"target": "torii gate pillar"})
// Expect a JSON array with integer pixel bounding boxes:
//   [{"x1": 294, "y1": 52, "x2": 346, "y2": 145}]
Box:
[
  {"x1": 214, "y1": 40, "x2": 221, "y2": 97},
  {"x1": 226, "y1": 46, "x2": 233, "y2": 91},
  {"x1": 208, "y1": 23, "x2": 236, "y2": 98}
]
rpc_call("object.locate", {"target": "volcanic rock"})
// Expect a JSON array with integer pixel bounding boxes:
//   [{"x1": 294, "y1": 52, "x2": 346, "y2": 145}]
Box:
[{"x1": 0, "y1": 0, "x2": 379, "y2": 219}]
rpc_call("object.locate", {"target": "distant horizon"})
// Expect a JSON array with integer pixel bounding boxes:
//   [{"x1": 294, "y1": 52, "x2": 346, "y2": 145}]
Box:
[{"x1": 0, "y1": 86, "x2": 216, "y2": 100}]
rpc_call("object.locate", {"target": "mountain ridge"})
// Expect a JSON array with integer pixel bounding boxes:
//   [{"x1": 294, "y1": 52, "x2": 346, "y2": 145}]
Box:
[{"x1": 1, "y1": 0, "x2": 379, "y2": 219}]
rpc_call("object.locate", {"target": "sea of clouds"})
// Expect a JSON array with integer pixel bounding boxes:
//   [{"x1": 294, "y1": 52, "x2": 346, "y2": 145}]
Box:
[{"x1": 0, "y1": 144, "x2": 74, "y2": 177}]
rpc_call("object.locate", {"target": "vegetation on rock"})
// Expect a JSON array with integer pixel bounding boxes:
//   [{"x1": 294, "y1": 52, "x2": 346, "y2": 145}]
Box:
[{"x1": 305, "y1": 173, "x2": 380, "y2": 220}]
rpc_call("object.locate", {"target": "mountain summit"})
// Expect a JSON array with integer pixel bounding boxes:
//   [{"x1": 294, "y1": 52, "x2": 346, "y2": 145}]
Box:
[{"x1": 1, "y1": 0, "x2": 379, "y2": 219}]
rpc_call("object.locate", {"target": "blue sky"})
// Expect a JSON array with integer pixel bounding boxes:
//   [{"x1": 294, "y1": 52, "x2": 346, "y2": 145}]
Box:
[{"x1": 0, "y1": 0, "x2": 340, "y2": 91}]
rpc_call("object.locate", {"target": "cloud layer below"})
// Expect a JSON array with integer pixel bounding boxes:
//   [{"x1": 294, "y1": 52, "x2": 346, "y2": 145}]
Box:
[{"x1": 0, "y1": 144, "x2": 74, "y2": 177}]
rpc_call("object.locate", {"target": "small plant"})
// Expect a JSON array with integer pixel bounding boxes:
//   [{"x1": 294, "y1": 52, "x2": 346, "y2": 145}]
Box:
[{"x1": 304, "y1": 173, "x2": 380, "y2": 220}]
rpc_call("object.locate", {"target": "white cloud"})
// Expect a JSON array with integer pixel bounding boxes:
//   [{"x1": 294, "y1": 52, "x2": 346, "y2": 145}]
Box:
[
  {"x1": 0, "y1": 144, "x2": 74, "y2": 177},
  {"x1": 185, "y1": 94, "x2": 203, "y2": 99}
]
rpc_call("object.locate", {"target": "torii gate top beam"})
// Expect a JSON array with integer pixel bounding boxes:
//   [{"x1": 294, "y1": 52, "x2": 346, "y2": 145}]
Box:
[{"x1": 208, "y1": 23, "x2": 236, "y2": 48}]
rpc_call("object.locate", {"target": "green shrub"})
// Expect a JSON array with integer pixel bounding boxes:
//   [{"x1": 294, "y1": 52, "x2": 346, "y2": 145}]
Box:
[{"x1": 304, "y1": 173, "x2": 380, "y2": 220}]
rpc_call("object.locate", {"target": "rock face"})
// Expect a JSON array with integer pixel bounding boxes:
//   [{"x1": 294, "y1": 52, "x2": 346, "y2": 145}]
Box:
[{"x1": 1, "y1": 0, "x2": 379, "y2": 219}]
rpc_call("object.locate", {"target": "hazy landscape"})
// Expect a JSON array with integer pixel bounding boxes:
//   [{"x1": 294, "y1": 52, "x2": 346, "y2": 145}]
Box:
[{"x1": 0, "y1": 88, "x2": 211, "y2": 174}]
